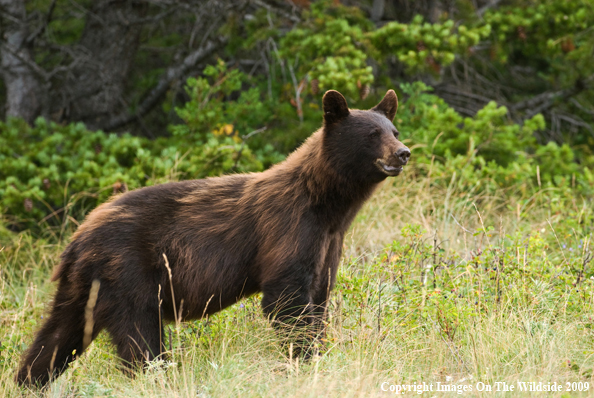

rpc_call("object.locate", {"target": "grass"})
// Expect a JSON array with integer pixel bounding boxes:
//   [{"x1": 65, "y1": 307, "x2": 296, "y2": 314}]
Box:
[{"x1": 1, "y1": 169, "x2": 594, "y2": 397}]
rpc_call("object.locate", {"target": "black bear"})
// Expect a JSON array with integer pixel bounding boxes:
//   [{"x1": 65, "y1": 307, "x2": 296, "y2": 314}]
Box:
[{"x1": 16, "y1": 89, "x2": 410, "y2": 386}]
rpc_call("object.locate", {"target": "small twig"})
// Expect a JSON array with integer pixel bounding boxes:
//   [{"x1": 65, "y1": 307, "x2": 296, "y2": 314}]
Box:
[
  {"x1": 0, "y1": 42, "x2": 49, "y2": 81},
  {"x1": 121, "y1": 8, "x2": 176, "y2": 26},
  {"x1": 428, "y1": 314, "x2": 471, "y2": 374},
  {"x1": 26, "y1": 0, "x2": 57, "y2": 45},
  {"x1": 252, "y1": 0, "x2": 300, "y2": 23},
  {"x1": 522, "y1": 85, "x2": 586, "y2": 120},
  {"x1": 575, "y1": 235, "x2": 592, "y2": 286},
  {"x1": 48, "y1": 346, "x2": 58, "y2": 375},
  {"x1": 201, "y1": 294, "x2": 215, "y2": 319},
  {"x1": 287, "y1": 61, "x2": 305, "y2": 124},
  {"x1": 556, "y1": 113, "x2": 594, "y2": 134},
  {"x1": 100, "y1": 39, "x2": 225, "y2": 131},
  {"x1": 547, "y1": 219, "x2": 571, "y2": 280},
  {"x1": 162, "y1": 253, "x2": 178, "y2": 326},
  {"x1": 233, "y1": 126, "x2": 268, "y2": 169},
  {"x1": 243, "y1": 126, "x2": 268, "y2": 141},
  {"x1": 450, "y1": 213, "x2": 473, "y2": 234},
  {"x1": 158, "y1": 284, "x2": 163, "y2": 352},
  {"x1": 476, "y1": 0, "x2": 502, "y2": 17},
  {"x1": 83, "y1": 280, "x2": 101, "y2": 350},
  {"x1": 377, "y1": 278, "x2": 383, "y2": 334},
  {"x1": 570, "y1": 98, "x2": 594, "y2": 116}
]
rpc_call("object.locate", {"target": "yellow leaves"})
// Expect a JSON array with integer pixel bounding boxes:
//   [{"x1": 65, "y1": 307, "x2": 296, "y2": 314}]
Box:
[
  {"x1": 213, "y1": 124, "x2": 242, "y2": 143},
  {"x1": 214, "y1": 123, "x2": 234, "y2": 136}
]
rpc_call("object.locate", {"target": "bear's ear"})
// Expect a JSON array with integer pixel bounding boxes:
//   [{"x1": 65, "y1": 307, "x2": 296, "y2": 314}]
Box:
[
  {"x1": 371, "y1": 90, "x2": 398, "y2": 121},
  {"x1": 323, "y1": 90, "x2": 350, "y2": 125}
]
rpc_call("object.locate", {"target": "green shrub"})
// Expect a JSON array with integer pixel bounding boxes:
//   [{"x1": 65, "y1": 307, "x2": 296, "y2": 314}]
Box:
[
  {"x1": 371, "y1": 16, "x2": 491, "y2": 74},
  {"x1": 2, "y1": 77, "x2": 593, "y2": 232},
  {"x1": 397, "y1": 82, "x2": 594, "y2": 195},
  {"x1": 0, "y1": 65, "x2": 282, "y2": 230}
]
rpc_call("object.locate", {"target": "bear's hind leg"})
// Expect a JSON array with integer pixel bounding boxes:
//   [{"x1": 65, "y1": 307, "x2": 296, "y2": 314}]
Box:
[
  {"x1": 106, "y1": 302, "x2": 163, "y2": 374},
  {"x1": 16, "y1": 280, "x2": 98, "y2": 387}
]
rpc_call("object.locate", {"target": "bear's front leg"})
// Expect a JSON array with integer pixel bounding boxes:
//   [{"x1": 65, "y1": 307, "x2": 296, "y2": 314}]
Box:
[
  {"x1": 261, "y1": 272, "x2": 316, "y2": 358},
  {"x1": 311, "y1": 233, "x2": 343, "y2": 344}
]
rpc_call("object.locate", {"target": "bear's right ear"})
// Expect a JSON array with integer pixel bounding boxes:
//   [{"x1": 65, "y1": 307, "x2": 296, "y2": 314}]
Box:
[{"x1": 323, "y1": 90, "x2": 350, "y2": 125}]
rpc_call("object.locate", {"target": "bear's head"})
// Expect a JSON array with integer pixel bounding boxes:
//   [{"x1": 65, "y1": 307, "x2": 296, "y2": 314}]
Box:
[{"x1": 322, "y1": 89, "x2": 411, "y2": 183}]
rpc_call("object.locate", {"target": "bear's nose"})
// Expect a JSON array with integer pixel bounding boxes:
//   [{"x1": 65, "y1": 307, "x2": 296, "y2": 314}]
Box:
[{"x1": 395, "y1": 147, "x2": 411, "y2": 165}]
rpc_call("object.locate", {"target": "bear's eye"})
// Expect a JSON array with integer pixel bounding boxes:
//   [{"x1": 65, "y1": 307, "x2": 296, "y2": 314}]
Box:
[
  {"x1": 393, "y1": 130, "x2": 400, "y2": 139},
  {"x1": 369, "y1": 129, "x2": 381, "y2": 138}
]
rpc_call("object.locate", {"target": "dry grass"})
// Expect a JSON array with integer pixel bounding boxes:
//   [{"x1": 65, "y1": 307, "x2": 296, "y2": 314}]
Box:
[{"x1": 1, "y1": 170, "x2": 593, "y2": 397}]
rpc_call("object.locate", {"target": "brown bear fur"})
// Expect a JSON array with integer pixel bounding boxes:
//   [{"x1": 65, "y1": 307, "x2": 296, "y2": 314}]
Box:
[{"x1": 16, "y1": 90, "x2": 410, "y2": 386}]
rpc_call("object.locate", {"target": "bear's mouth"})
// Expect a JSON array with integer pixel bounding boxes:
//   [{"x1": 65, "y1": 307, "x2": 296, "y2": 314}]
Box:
[{"x1": 375, "y1": 160, "x2": 403, "y2": 176}]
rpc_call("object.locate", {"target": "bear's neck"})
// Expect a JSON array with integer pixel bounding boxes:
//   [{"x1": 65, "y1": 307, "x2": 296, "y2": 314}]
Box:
[{"x1": 275, "y1": 129, "x2": 380, "y2": 232}]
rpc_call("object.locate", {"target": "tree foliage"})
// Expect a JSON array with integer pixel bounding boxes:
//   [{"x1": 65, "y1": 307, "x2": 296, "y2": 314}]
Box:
[{"x1": 1, "y1": 0, "x2": 593, "y2": 230}]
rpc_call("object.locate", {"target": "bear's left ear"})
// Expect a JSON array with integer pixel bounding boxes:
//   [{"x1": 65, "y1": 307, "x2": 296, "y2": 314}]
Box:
[
  {"x1": 323, "y1": 90, "x2": 350, "y2": 125},
  {"x1": 371, "y1": 90, "x2": 398, "y2": 121}
]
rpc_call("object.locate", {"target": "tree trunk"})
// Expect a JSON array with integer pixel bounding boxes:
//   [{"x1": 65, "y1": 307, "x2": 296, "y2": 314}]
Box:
[
  {"x1": 58, "y1": 0, "x2": 147, "y2": 129},
  {"x1": 427, "y1": 0, "x2": 442, "y2": 23},
  {"x1": 371, "y1": 0, "x2": 385, "y2": 22},
  {"x1": 0, "y1": 0, "x2": 43, "y2": 123}
]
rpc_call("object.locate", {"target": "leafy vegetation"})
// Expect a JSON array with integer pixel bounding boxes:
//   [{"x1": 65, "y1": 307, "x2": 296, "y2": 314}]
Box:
[
  {"x1": 2, "y1": 171, "x2": 593, "y2": 397},
  {"x1": 2, "y1": 77, "x2": 592, "y2": 230},
  {"x1": 1, "y1": 0, "x2": 594, "y2": 396},
  {"x1": 0, "y1": 61, "x2": 281, "y2": 230},
  {"x1": 3, "y1": 1, "x2": 594, "y2": 230}
]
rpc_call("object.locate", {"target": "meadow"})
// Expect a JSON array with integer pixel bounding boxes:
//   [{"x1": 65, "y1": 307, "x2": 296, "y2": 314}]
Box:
[
  {"x1": 2, "y1": 167, "x2": 593, "y2": 398},
  {"x1": 2, "y1": 0, "x2": 594, "y2": 396}
]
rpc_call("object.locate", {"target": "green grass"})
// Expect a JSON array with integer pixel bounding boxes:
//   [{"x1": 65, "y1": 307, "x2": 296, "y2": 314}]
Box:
[{"x1": 1, "y1": 171, "x2": 594, "y2": 397}]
